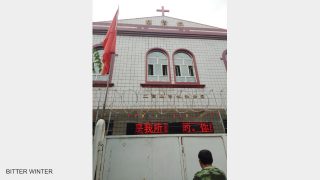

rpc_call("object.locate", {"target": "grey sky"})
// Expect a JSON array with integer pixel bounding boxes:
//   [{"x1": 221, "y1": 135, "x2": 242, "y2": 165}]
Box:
[{"x1": 93, "y1": 0, "x2": 227, "y2": 29}]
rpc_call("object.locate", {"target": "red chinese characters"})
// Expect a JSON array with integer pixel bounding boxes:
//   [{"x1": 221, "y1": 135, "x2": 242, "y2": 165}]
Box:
[
  {"x1": 154, "y1": 123, "x2": 169, "y2": 133},
  {"x1": 144, "y1": 123, "x2": 153, "y2": 134},
  {"x1": 132, "y1": 122, "x2": 213, "y2": 135},
  {"x1": 135, "y1": 123, "x2": 144, "y2": 134},
  {"x1": 135, "y1": 122, "x2": 169, "y2": 134},
  {"x1": 182, "y1": 122, "x2": 214, "y2": 133},
  {"x1": 182, "y1": 123, "x2": 192, "y2": 133},
  {"x1": 199, "y1": 122, "x2": 213, "y2": 133}
]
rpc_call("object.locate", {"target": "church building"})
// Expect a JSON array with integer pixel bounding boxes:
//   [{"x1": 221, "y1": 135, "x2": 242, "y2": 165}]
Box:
[{"x1": 92, "y1": 7, "x2": 227, "y2": 135}]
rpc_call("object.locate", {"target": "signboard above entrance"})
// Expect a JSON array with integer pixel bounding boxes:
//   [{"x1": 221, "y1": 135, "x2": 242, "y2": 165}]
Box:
[{"x1": 126, "y1": 122, "x2": 214, "y2": 135}]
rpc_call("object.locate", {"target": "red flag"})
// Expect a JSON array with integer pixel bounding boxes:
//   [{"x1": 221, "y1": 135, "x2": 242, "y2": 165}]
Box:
[{"x1": 101, "y1": 9, "x2": 119, "y2": 75}]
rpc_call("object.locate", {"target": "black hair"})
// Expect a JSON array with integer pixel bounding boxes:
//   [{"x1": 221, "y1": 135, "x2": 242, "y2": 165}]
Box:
[{"x1": 198, "y1": 149, "x2": 213, "y2": 164}]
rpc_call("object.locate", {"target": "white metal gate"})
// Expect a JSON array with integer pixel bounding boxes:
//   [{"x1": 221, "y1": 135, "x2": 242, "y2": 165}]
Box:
[{"x1": 96, "y1": 134, "x2": 227, "y2": 180}]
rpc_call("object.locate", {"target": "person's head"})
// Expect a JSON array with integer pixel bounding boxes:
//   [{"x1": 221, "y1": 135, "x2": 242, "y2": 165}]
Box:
[{"x1": 198, "y1": 149, "x2": 213, "y2": 168}]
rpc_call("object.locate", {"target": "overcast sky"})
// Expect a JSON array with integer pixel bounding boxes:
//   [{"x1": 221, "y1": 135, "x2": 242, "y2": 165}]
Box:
[{"x1": 93, "y1": 0, "x2": 227, "y2": 29}]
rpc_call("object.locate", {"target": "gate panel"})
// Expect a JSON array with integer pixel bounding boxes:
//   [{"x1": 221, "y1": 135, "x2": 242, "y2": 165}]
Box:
[
  {"x1": 100, "y1": 135, "x2": 227, "y2": 180},
  {"x1": 102, "y1": 137, "x2": 184, "y2": 180}
]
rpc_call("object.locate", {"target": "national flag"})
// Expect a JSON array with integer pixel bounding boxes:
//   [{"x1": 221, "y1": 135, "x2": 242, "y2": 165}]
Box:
[{"x1": 101, "y1": 8, "x2": 119, "y2": 75}]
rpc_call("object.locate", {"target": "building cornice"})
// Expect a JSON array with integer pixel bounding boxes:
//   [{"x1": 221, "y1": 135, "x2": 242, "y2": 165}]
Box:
[{"x1": 93, "y1": 23, "x2": 227, "y2": 40}]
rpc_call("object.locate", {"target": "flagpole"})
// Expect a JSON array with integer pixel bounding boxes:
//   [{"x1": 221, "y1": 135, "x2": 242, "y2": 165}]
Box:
[
  {"x1": 101, "y1": 53, "x2": 115, "y2": 123},
  {"x1": 95, "y1": 87, "x2": 102, "y2": 122},
  {"x1": 102, "y1": 54, "x2": 115, "y2": 117}
]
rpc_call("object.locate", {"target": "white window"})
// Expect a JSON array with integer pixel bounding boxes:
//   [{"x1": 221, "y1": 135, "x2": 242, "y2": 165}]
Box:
[
  {"x1": 173, "y1": 52, "x2": 197, "y2": 83},
  {"x1": 147, "y1": 51, "x2": 169, "y2": 82}
]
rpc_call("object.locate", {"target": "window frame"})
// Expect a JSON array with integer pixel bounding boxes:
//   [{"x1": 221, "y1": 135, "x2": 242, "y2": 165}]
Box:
[
  {"x1": 145, "y1": 48, "x2": 172, "y2": 84},
  {"x1": 175, "y1": 66, "x2": 181, "y2": 76},
  {"x1": 148, "y1": 64, "x2": 154, "y2": 75},
  {"x1": 92, "y1": 44, "x2": 114, "y2": 87},
  {"x1": 172, "y1": 49, "x2": 200, "y2": 85},
  {"x1": 188, "y1": 66, "x2": 194, "y2": 76},
  {"x1": 162, "y1": 65, "x2": 168, "y2": 76}
]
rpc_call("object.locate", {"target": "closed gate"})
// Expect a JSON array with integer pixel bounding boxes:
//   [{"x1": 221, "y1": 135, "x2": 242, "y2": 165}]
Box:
[{"x1": 96, "y1": 134, "x2": 227, "y2": 180}]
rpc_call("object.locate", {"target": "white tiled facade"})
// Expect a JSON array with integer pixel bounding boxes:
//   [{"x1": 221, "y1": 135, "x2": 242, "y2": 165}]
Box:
[
  {"x1": 93, "y1": 35, "x2": 227, "y2": 110},
  {"x1": 93, "y1": 16, "x2": 227, "y2": 135}
]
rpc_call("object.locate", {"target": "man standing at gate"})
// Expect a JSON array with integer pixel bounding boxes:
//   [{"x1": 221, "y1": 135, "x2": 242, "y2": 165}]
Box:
[{"x1": 193, "y1": 149, "x2": 227, "y2": 180}]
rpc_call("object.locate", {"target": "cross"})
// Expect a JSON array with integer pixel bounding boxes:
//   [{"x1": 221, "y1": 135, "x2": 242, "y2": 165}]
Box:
[{"x1": 156, "y1": 6, "x2": 169, "y2": 16}]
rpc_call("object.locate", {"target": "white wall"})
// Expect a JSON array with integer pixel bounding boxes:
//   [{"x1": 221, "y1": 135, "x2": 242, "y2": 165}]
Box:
[{"x1": 93, "y1": 35, "x2": 227, "y2": 110}]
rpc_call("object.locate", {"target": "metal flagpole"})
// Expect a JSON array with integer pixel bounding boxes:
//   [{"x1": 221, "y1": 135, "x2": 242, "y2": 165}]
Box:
[
  {"x1": 101, "y1": 54, "x2": 114, "y2": 117},
  {"x1": 101, "y1": 54, "x2": 115, "y2": 133},
  {"x1": 101, "y1": 75, "x2": 110, "y2": 118},
  {"x1": 95, "y1": 89, "x2": 102, "y2": 122}
]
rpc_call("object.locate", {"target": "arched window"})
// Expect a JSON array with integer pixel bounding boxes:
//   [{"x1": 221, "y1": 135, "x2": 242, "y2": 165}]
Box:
[
  {"x1": 146, "y1": 49, "x2": 170, "y2": 82},
  {"x1": 92, "y1": 46, "x2": 104, "y2": 76},
  {"x1": 173, "y1": 50, "x2": 199, "y2": 83},
  {"x1": 221, "y1": 49, "x2": 227, "y2": 71},
  {"x1": 92, "y1": 44, "x2": 114, "y2": 87}
]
